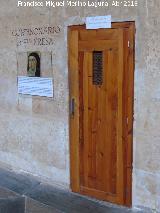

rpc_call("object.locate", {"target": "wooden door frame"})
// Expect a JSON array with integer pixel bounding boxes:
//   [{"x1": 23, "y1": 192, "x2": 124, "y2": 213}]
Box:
[{"x1": 68, "y1": 22, "x2": 135, "y2": 207}]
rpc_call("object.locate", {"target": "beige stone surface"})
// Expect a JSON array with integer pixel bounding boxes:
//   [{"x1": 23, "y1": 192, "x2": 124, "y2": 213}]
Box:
[{"x1": 0, "y1": 0, "x2": 160, "y2": 211}]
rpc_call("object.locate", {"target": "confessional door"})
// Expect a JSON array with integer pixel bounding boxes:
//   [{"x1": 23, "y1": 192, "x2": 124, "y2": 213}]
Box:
[{"x1": 69, "y1": 22, "x2": 135, "y2": 206}]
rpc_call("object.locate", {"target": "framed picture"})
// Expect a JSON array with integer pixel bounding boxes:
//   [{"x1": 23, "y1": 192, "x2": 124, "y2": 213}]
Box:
[{"x1": 27, "y1": 51, "x2": 41, "y2": 77}]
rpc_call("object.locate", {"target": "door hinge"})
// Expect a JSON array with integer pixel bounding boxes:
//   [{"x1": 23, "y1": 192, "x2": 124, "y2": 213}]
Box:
[
  {"x1": 126, "y1": 117, "x2": 129, "y2": 125},
  {"x1": 128, "y1": 41, "x2": 130, "y2": 48},
  {"x1": 125, "y1": 187, "x2": 130, "y2": 195},
  {"x1": 70, "y1": 98, "x2": 75, "y2": 117}
]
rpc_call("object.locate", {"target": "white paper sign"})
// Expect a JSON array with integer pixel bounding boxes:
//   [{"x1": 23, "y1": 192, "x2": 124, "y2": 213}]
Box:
[
  {"x1": 18, "y1": 76, "x2": 53, "y2": 98},
  {"x1": 86, "y1": 15, "x2": 111, "y2": 29}
]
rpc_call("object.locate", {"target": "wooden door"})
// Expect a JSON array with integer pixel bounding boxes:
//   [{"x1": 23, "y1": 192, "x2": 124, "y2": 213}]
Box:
[{"x1": 68, "y1": 22, "x2": 135, "y2": 206}]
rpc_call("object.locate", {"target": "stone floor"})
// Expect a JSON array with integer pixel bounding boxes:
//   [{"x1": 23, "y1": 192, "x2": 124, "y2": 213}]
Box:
[{"x1": 0, "y1": 167, "x2": 153, "y2": 213}]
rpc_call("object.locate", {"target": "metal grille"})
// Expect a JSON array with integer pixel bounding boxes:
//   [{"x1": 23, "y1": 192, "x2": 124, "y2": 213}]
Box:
[{"x1": 93, "y1": 51, "x2": 103, "y2": 85}]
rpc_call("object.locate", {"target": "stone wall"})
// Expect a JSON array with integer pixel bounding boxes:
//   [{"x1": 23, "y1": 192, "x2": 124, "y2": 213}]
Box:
[{"x1": 0, "y1": 0, "x2": 159, "y2": 211}]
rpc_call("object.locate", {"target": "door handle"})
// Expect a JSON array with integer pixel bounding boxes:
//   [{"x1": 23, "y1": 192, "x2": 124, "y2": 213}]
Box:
[{"x1": 70, "y1": 98, "x2": 75, "y2": 117}]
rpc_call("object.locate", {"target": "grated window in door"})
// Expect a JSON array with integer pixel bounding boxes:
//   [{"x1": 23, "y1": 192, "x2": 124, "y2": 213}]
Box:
[{"x1": 93, "y1": 51, "x2": 103, "y2": 85}]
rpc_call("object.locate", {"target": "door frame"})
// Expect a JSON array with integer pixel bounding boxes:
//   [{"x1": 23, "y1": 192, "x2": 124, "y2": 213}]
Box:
[{"x1": 68, "y1": 22, "x2": 135, "y2": 207}]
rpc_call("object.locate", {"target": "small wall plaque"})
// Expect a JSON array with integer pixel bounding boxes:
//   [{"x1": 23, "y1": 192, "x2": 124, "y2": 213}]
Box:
[
  {"x1": 86, "y1": 15, "x2": 111, "y2": 29},
  {"x1": 18, "y1": 76, "x2": 53, "y2": 98}
]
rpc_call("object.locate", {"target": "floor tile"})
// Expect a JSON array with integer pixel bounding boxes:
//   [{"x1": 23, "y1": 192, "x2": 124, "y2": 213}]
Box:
[
  {"x1": 0, "y1": 168, "x2": 153, "y2": 213},
  {"x1": 25, "y1": 197, "x2": 62, "y2": 213},
  {"x1": 0, "y1": 168, "x2": 40, "y2": 195},
  {"x1": 0, "y1": 197, "x2": 25, "y2": 213},
  {"x1": 26, "y1": 184, "x2": 133, "y2": 213},
  {"x1": 0, "y1": 187, "x2": 18, "y2": 198}
]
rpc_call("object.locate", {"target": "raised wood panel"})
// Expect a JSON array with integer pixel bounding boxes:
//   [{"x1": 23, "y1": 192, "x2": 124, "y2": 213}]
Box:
[
  {"x1": 116, "y1": 28, "x2": 124, "y2": 204},
  {"x1": 79, "y1": 29, "x2": 118, "y2": 41},
  {"x1": 68, "y1": 29, "x2": 79, "y2": 192},
  {"x1": 79, "y1": 40, "x2": 118, "y2": 51}
]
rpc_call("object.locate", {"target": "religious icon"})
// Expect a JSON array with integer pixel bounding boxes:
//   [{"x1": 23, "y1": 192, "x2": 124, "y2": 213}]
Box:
[{"x1": 27, "y1": 52, "x2": 41, "y2": 77}]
